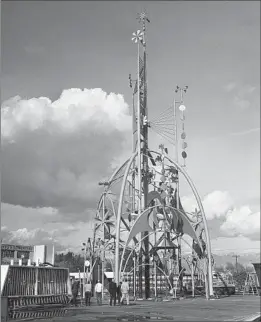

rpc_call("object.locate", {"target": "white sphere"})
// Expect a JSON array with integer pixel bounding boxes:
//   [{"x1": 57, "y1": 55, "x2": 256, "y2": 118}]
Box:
[{"x1": 179, "y1": 104, "x2": 186, "y2": 111}]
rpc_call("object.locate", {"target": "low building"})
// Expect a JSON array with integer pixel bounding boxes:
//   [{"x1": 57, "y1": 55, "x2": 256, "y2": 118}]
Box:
[
  {"x1": 1, "y1": 243, "x2": 55, "y2": 265},
  {"x1": 1, "y1": 244, "x2": 34, "y2": 264}
]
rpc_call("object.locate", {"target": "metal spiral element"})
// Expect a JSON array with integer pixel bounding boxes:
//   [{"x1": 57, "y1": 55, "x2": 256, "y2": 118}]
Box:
[
  {"x1": 10, "y1": 309, "x2": 67, "y2": 320},
  {"x1": 8, "y1": 294, "x2": 70, "y2": 309},
  {"x1": 7, "y1": 294, "x2": 70, "y2": 320}
]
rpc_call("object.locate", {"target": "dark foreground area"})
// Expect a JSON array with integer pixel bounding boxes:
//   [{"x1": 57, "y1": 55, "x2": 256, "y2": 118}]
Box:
[{"x1": 18, "y1": 296, "x2": 260, "y2": 322}]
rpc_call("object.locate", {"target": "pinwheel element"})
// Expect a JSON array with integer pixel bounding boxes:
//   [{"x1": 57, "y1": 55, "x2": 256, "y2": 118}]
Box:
[
  {"x1": 95, "y1": 209, "x2": 115, "y2": 240},
  {"x1": 132, "y1": 30, "x2": 143, "y2": 43}
]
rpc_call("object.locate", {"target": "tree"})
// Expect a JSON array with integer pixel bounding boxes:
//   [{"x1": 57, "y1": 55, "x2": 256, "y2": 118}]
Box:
[
  {"x1": 233, "y1": 270, "x2": 247, "y2": 288},
  {"x1": 225, "y1": 262, "x2": 235, "y2": 273},
  {"x1": 236, "y1": 263, "x2": 245, "y2": 274},
  {"x1": 215, "y1": 265, "x2": 225, "y2": 273},
  {"x1": 55, "y1": 252, "x2": 84, "y2": 272}
]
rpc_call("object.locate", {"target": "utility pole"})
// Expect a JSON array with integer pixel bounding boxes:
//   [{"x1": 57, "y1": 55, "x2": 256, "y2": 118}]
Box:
[{"x1": 232, "y1": 254, "x2": 240, "y2": 273}]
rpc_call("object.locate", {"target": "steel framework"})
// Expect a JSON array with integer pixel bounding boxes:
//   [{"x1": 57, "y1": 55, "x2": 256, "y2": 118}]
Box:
[{"x1": 93, "y1": 12, "x2": 214, "y2": 300}]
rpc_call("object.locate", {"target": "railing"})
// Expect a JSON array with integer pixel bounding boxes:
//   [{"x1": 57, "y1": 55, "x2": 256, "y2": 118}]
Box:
[
  {"x1": 2, "y1": 266, "x2": 69, "y2": 297},
  {"x1": 1, "y1": 265, "x2": 71, "y2": 320}
]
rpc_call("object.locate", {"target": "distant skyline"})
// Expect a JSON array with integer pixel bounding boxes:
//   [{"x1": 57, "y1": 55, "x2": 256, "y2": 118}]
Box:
[{"x1": 1, "y1": 1, "x2": 260, "y2": 255}]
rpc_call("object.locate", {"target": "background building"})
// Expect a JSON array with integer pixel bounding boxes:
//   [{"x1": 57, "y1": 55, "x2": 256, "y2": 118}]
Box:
[{"x1": 1, "y1": 243, "x2": 55, "y2": 265}]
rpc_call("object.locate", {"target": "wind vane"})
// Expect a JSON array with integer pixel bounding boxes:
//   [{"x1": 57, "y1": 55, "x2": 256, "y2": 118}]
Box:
[{"x1": 137, "y1": 11, "x2": 150, "y2": 25}]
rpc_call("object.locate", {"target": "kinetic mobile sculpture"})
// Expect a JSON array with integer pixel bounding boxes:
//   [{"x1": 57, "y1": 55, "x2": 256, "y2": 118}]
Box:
[{"x1": 93, "y1": 12, "x2": 214, "y2": 300}]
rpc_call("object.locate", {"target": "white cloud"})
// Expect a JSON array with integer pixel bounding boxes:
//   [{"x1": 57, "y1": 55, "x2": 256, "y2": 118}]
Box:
[
  {"x1": 1, "y1": 88, "x2": 132, "y2": 213},
  {"x1": 181, "y1": 190, "x2": 234, "y2": 220},
  {"x1": 181, "y1": 190, "x2": 260, "y2": 240},
  {"x1": 224, "y1": 82, "x2": 236, "y2": 92},
  {"x1": 233, "y1": 96, "x2": 250, "y2": 109},
  {"x1": 232, "y1": 84, "x2": 256, "y2": 109},
  {"x1": 220, "y1": 206, "x2": 260, "y2": 239},
  {"x1": 1, "y1": 226, "x2": 57, "y2": 245},
  {"x1": 0, "y1": 225, "x2": 82, "y2": 251},
  {"x1": 211, "y1": 236, "x2": 260, "y2": 255},
  {"x1": 230, "y1": 127, "x2": 260, "y2": 136},
  {"x1": 1, "y1": 201, "x2": 99, "y2": 251},
  {"x1": 202, "y1": 191, "x2": 234, "y2": 219}
]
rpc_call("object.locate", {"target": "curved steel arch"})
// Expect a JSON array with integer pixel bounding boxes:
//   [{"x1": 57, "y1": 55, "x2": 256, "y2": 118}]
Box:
[
  {"x1": 115, "y1": 152, "x2": 138, "y2": 286},
  {"x1": 149, "y1": 150, "x2": 214, "y2": 297},
  {"x1": 113, "y1": 150, "x2": 213, "y2": 297},
  {"x1": 93, "y1": 158, "x2": 130, "y2": 246}
]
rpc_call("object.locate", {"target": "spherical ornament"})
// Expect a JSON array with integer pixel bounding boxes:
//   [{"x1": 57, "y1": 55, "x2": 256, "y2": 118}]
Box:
[
  {"x1": 182, "y1": 151, "x2": 187, "y2": 159},
  {"x1": 181, "y1": 132, "x2": 186, "y2": 140},
  {"x1": 179, "y1": 104, "x2": 186, "y2": 111},
  {"x1": 182, "y1": 142, "x2": 188, "y2": 149}
]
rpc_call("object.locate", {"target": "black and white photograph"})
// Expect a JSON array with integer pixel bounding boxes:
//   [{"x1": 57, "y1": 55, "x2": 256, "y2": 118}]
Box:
[{"x1": 1, "y1": 1, "x2": 260, "y2": 321}]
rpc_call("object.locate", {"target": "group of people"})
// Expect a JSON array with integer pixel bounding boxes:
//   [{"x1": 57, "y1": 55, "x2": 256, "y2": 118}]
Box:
[
  {"x1": 82, "y1": 279, "x2": 130, "y2": 306},
  {"x1": 108, "y1": 279, "x2": 130, "y2": 306},
  {"x1": 71, "y1": 278, "x2": 130, "y2": 307}
]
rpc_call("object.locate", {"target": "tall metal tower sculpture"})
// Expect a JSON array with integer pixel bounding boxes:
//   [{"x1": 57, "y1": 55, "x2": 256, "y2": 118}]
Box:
[
  {"x1": 128, "y1": 12, "x2": 151, "y2": 298},
  {"x1": 94, "y1": 12, "x2": 214, "y2": 300}
]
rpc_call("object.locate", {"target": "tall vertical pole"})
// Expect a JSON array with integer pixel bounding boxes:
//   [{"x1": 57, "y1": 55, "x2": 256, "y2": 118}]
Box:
[
  {"x1": 154, "y1": 256, "x2": 157, "y2": 298},
  {"x1": 132, "y1": 90, "x2": 136, "y2": 217},
  {"x1": 136, "y1": 33, "x2": 143, "y2": 299},
  {"x1": 136, "y1": 38, "x2": 142, "y2": 236},
  {"x1": 102, "y1": 192, "x2": 105, "y2": 299},
  {"x1": 34, "y1": 267, "x2": 39, "y2": 296},
  {"x1": 133, "y1": 252, "x2": 136, "y2": 298},
  {"x1": 191, "y1": 258, "x2": 195, "y2": 297},
  {"x1": 173, "y1": 97, "x2": 182, "y2": 292},
  {"x1": 140, "y1": 12, "x2": 150, "y2": 300},
  {"x1": 131, "y1": 12, "x2": 150, "y2": 299},
  {"x1": 232, "y1": 254, "x2": 240, "y2": 274}
]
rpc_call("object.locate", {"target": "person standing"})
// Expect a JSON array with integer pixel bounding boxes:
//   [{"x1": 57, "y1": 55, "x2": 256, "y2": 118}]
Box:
[
  {"x1": 117, "y1": 282, "x2": 122, "y2": 305},
  {"x1": 108, "y1": 279, "x2": 117, "y2": 306},
  {"x1": 94, "y1": 280, "x2": 103, "y2": 306},
  {"x1": 120, "y1": 279, "x2": 130, "y2": 305},
  {"x1": 84, "y1": 281, "x2": 92, "y2": 306},
  {"x1": 71, "y1": 280, "x2": 80, "y2": 307}
]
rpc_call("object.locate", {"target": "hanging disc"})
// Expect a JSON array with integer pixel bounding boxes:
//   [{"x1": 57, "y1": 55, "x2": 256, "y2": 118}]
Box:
[
  {"x1": 160, "y1": 175, "x2": 166, "y2": 182},
  {"x1": 182, "y1": 142, "x2": 188, "y2": 149},
  {"x1": 181, "y1": 132, "x2": 186, "y2": 140},
  {"x1": 182, "y1": 151, "x2": 187, "y2": 159}
]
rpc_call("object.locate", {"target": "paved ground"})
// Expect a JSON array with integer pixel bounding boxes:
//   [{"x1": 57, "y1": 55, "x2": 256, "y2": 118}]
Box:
[{"x1": 25, "y1": 296, "x2": 261, "y2": 322}]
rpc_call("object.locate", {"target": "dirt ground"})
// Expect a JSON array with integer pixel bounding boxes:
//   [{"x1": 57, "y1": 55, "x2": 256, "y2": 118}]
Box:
[{"x1": 25, "y1": 295, "x2": 261, "y2": 322}]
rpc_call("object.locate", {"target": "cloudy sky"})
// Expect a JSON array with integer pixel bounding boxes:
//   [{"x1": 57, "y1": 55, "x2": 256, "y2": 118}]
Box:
[{"x1": 1, "y1": 1, "x2": 260, "y2": 255}]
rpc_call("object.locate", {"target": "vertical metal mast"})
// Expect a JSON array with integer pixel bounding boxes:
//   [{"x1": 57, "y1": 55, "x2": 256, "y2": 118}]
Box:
[
  {"x1": 131, "y1": 23, "x2": 144, "y2": 299},
  {"x1": 131, "y1": 11, "x2": 150, "y2": 299},
  {"x1": 139, "y1": 11, "x2": 150, "y2": 299}
]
